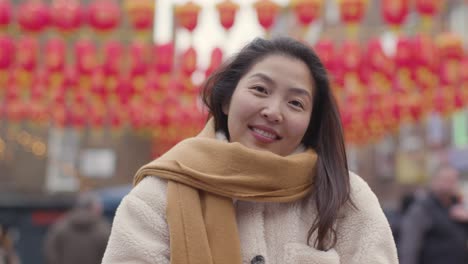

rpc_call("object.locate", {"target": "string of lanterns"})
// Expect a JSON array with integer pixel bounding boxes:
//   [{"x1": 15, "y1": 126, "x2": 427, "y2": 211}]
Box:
[{"x1": 0, "y1": 0, "x2": 466, "y2": 158}]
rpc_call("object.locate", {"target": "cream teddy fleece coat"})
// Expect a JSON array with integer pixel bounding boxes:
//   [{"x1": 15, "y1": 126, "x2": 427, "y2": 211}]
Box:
[{"x1": 102, "y1": 172, "x2": 398, "y2": 264}]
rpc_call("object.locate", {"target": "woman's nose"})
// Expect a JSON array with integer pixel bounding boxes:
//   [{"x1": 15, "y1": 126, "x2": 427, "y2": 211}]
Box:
[{"x1": 260, "y1": 105, "x2": 283, "y2": 123}]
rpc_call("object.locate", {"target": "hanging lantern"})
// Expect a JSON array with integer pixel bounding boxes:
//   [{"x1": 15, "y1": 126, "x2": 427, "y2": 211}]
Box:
[
  {"x1": 12, "y1": 36, "x2": 38, "y2": 97},
  {"x1": 50, "y1": 0, "x2": 84, "y2": 34},
  {"x1": 75, "y1": 39, "x2": 97, "y2": 76},
  {"x1": 17, "y1": 0, "x2": 49, "y2": 33},
  {"x1": 342, "y1": 40, "x2": 365, "y2": 95},
  {"x1": 415, "y1": 0, "x2": 442, "y2": 19},
  {"x1": 129, "y1": 41, "x2": 150, "y2": 77},
  {"x1": 70, "y1": 101, "x2": 87, "y2": 130},
  {"x1": 340, "y1": 40, "x2": 362, "y2": 73},
  {"x1": 205, "y1": 47, "x2": 224, "y2": 77},
  {"x1": 74, "y1": 39, "x2": 97, "y2": 93},
  {"x1": 391, "y1": 37, "x2": 416, "y2": 95},
  {"x1": 337, "y1": 0, "x2": 368, "y2": 37},
  {"x1": 216, "y1": 0, "x2": 239, "y2": 31},
  {"x1": 415, "y1": 0, "x2": 443, "y2": 32},
  {"x1": 291, "y1": 0, "x2": 323, "y2": 26},
  {"x1": 366, "y1": 38, "x2": 394, "y2": 79},
  {"x1": 102, "y1": 40, "x2": 123, "y2": 77},
  {"x1": 314, "y1": 39, "x2": 336, "y2": 74},
  {"x1": 116, "y1": 75, "x2": 134, "y2": 105},
  {"x1": 124, "y1": 0, "x2": 154, "y2": 31},
  {"x1": 128, "y1": 43, "x2": 150, "y2": 98},
  {"x1": 175, "y1": 1, "x2": 201, "y2": 32},
  {"x1": 381, "y1": 0, "x2": 409, "y2": 29},
  {"x1": 412, "y1": 34, "x2": 438, "y2": 92},
  {"x1": 124, "y1": 0, "x2": 155, "y2": 41},
  {"x1": 45, "y1": 37, "x2": 66, "y2": 73},
  {"x1": 254, "y1": 0, "x2": 281, "y2": 33},
  {"x1": 17, "y1": 36, "x2": 39, "y2": 72},
  {"x1": 154, "y1": 43, "x2": 174, "y2": 74},
  {"x1": 436, "y1": 32, "x2": 464, "y2": 61},
  {"x1": 0, "y1": 0, "x2": 12, "y2": 31},
  {"x1": 437, "y1": 32, "x2": 463, "y2": 86},
  {"x1": 0, "y1": 35, "x2": 13, "y2": 91},
  {"x1": 88, "y1": 0, "x2": 121, "y2": 35},
  {"x1": 0, "y1": 34, "x2": 14, "y2": 69},
  {"x1": 181, "y1": 46, "x2": 197, "y2": 77}
]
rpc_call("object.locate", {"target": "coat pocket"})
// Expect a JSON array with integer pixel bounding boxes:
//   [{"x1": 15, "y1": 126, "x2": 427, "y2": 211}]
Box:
[{"x1": 283, "y1": 243, "x2": 340, "y2": 264}]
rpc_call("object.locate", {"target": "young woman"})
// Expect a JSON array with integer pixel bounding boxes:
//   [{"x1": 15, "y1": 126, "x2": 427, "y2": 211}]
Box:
[{"x1": 102, "y1": 37, "x2": 398, "y2": 264}]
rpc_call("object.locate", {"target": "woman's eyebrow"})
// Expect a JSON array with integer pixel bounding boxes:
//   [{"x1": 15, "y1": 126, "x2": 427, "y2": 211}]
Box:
[
  {"x1": 248, "y1": 73, "x2": 275, "y2": 85},
  {"x1": 289, "y1": 87, "x2": 312, "y2": 100}
]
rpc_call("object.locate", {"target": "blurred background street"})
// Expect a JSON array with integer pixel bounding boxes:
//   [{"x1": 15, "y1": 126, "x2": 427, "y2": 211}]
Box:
[{"x1": 0, "y1": 0, "x2": 467, "y2": 263}]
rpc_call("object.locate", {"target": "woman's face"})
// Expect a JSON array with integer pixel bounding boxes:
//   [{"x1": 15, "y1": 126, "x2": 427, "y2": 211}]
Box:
[{"x1": 223, "y1": 55, "x2": 315, "y2": 156}]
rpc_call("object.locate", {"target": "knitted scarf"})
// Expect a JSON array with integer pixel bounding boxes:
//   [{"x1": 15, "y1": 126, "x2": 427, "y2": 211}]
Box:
[{"x1": 134, "y1": 119, "x2": 318, "y2": 264}]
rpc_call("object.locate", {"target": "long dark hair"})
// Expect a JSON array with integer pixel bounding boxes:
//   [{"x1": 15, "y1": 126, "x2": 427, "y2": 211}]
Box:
[{"x1": 202, "y1": 37, "x2": 352, "y2": 250}]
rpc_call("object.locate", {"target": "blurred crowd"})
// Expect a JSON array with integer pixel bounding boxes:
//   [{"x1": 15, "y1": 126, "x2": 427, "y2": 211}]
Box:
[{"x1": 2, "y1": 165, "x2": 468, "y2": 264}]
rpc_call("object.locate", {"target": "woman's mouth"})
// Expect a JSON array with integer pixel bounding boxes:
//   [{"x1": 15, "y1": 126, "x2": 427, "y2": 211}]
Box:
[{"x1": 248, "y1": 125, "x2": 281, "y2": 143}]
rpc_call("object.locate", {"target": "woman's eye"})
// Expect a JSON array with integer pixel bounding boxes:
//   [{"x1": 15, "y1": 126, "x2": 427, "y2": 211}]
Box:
[
  {"x1": 290, "y1": 100, "x2": 304, "y2": 109},
  {"x1": 251, "y1": 86, "x2": 268, "y2": 94}
]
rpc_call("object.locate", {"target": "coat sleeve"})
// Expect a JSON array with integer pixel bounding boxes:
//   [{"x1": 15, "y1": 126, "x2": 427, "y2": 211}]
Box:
[
  {"x1": 281, "y1": 173, "x2": 398, "y2": 264},
  {"x1": 398, "y1": 200, "x2": 431, "y2": 264},
  {"x1": 102, "y1": 177, "x2": 170, "y2": 264},
  {"x1": 333, "y1": 173, "x2": 399, "y2": 264}
]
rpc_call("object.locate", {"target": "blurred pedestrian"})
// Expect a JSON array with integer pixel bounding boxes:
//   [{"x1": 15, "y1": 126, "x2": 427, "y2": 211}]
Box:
[
  {"x1": 0, "y1": 225, "x2": 20, "y2": 264},
  {"x1": 399, "y1": 165, "x2": 468, "y2": 264},
  {"x1": 102, "y1": 37, "x2": 397, "y2": 264},
  {"x1": 43, "y1": 192, "x2": 111, "y2": 264}
]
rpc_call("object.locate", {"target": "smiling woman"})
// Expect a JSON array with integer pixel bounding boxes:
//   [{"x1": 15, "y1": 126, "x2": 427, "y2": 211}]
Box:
[{"x1": 102, "y1": 37, "x2": 398, "y2": 264}]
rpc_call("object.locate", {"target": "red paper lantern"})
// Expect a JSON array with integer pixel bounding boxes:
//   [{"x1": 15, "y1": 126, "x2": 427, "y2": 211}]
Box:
[
  {"x1": 436, "y1": 32, "x2": 464, "y2": 61},
  {"x1": 338, "y1": 0, "x2": 367, "y2": 24},
  {"x1": 415, "y1": 0, "x2": 442, "y2": 17},
  {"x1": 175, "y1": 1, "x2": 201, "y2": 32},
  {"x1": 154, "y1": 43, "x2": 174, "y2": 74},
  {"x1": 216, "y1": 0, "x2": 239, "y2": 31},
  {"x1": 205, "y1": 47, "x2": 223, "y2": 77},
  {"x1": 50, "y1": 0, "x2": 84, "y2": 34},
  {"x1": 291, "y1": 0, "x2": 323, "y2": 26},
  {"x1": 17, "y1": 0, "x2": 49, "y2": 33},
  {"x1": 437, "y1": 33, "x2": 463, "y2": 86},
  {"x1": 392, "y1": 37, "x2": 416, "y2": 95},
  {"x1": 129, "y1": 41, "x2": 150, "y2": 76},
  {"x1": 181, "y1": 46, "x2": 197, "y2": 76},
  {"x1": 0, "y1": 35, "x2": 14, "y2": 69},
  {"x1": 462, "y1": 56, "x2": 468, "y2": 82},
  {"x1": 70, "y1": 101, "x2": 87, "y2": 129},
  {"x1": 395, "y1": 37, "x2": 414, "y2": 68},
  {"x1": 254, "y1": 0, "x2": 281, "y2": 31},
  {"x1": 16, "y1": 36, "x2": 38, "y2": 72},
  {"x1": 74, "y1": 39, "x2": 97, "y2": 75},
  {"x1": 124, "y1": 0, "x2": 155, "y2": 32},
  {"x1": 0, "y1": 0, "x2": 12, "y2": 30},
  {"x1": 45, "y1": 37, "x2": 66, "y2": 73},
  {"x1": 314, "y1": 39, "x2": 336, "y2": 74},
  {"x1": 412, "y1": 34, "x2": 438, "y2": 92},
  {"x1": 102, "y1": 40, "x2": 123, "y2": 76},
  {"x1": 381, "y1": 0, "x2": 409, "y2": 27},
  {"x1": 88, "y1": 0, "x2": 121, "y2": 34},
  {"x1": 366, "y1": 38, "x2": 394, "y2": 79},
  {"x1": 340, "y1": 40, "x2": 362, "y2": 73}
]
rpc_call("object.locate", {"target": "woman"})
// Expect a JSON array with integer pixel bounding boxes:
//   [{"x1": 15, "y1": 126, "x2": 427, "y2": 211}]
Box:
[{"x1": 102, "y1": 37, "x2": 398, "y2": 264}]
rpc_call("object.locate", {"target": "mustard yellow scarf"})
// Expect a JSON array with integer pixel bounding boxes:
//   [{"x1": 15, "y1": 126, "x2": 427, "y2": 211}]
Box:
[{"x1": 134, "y1": 120, "x2": 317, "y2": 264}]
